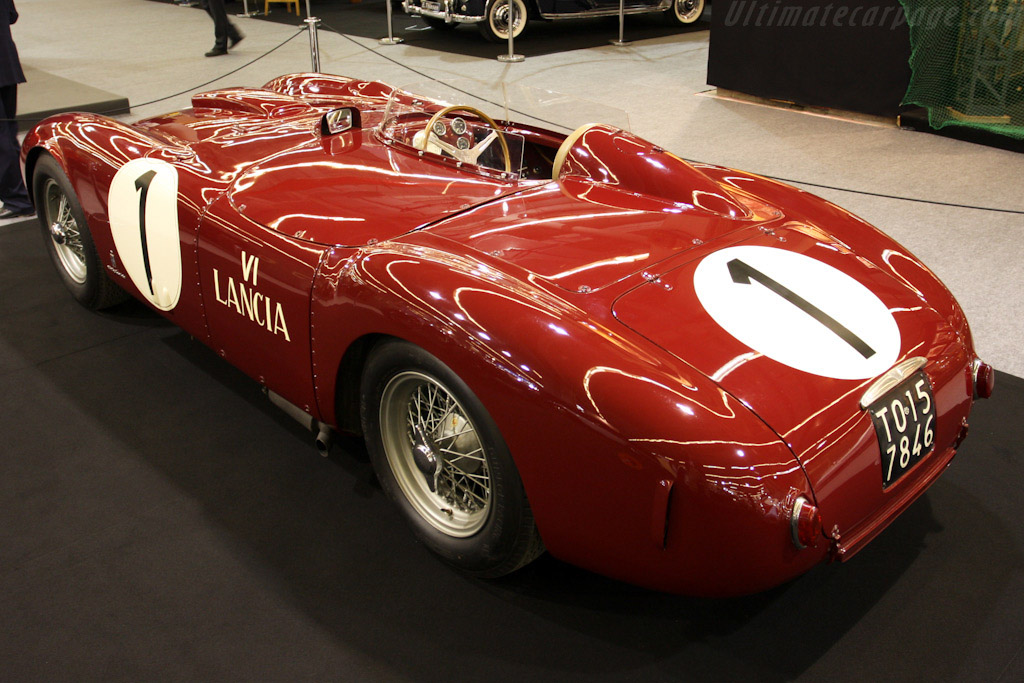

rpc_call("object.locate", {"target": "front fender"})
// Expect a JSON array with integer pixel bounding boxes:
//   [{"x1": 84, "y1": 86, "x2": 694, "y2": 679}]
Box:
[{"x1": 22, "y1": 114, "x2": 166, "y2": 235}]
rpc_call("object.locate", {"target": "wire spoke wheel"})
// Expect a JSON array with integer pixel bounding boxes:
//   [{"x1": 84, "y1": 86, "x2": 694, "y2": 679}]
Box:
[
  {"x1": 42, "y1": 178, "x2": 88, "y2": 284},
  {"x1": 33, "y1": 154, "x2": 129, "y2": 310},
  {"x1": 363, "y1": 339, "x2": 543, "y2": 576},
  {"x1": 380, "y1": 370, "x2": 492, "y2": 537}
]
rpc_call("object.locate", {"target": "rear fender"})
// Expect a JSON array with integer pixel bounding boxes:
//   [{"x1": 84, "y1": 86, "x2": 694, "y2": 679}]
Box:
[{"x1": 311, "y1": 231, "x2": 820, "y2": 594}]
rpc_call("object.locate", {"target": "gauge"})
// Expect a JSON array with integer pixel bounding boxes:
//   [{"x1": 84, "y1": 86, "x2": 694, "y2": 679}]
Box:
[
  {"x1": 456, "y1": 137, "x2": 471, "y2": 150},
  {"x1": 451, "y1": 117, "x2": 467, "y2": 135},
  {"x1": 432, "y1": 121, "x2": 447, "y2": 136}
]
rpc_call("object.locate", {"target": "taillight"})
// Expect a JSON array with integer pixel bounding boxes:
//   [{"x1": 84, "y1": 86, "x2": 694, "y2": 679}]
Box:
[
  {"x1": 791, "y1": 496, "x2": 823, "y2": 549},
  {"x1": 972, "y1": 359, "x2": 994, "y2": 399}
]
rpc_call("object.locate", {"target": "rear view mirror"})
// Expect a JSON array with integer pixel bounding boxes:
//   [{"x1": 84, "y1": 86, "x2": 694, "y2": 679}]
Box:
[{"x1": 321, "y1": 108, "x2": 361, "y2": 136}]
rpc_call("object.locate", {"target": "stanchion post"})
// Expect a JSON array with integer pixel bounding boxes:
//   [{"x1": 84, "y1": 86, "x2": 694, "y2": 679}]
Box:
[
  {"x1": 305, "y1": 16, "x2": 322, "y2": 72},
  {"x1": 379, "y1": 0, "x2": 405, "y2": 44},
  {"x1": 610, "y1": 0, "x2": 628, "y2": 46},
  {"x1": 236, "y1": 0, "x2": 263, "y2": 18},
  {"x1": 496, "y1": 0, "x2": 524, "y2": 63}
]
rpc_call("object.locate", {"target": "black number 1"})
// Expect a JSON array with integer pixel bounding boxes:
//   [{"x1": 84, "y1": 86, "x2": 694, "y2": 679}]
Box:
[
  {"x1": 727, "y1": 258, "x2": 876, "y2": 359},
  {"x1": 135, "y1": 170, "x2": 158, "y2": 295}
]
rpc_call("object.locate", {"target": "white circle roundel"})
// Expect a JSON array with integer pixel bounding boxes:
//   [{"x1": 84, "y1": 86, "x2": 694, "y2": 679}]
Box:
[
  {"x1": 108, "y1": 158, "x2": 182, "y2": 311},
  {"x1": 693, "y1": 245, "x2": 900, "y2": 380}
]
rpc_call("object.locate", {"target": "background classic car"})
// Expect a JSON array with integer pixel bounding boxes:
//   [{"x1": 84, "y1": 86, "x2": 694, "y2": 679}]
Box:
[
  {"x1": 22, "y1": 73, "x2": 991, "y2": 596},
  {"x1": 403, "y1": 0, "x2": 707, "y2": 41}
]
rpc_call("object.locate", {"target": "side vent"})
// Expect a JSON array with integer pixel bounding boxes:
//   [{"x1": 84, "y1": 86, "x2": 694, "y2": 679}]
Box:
[{"x1": 651, "y1": 478, "x2": 676, "y2": 548}]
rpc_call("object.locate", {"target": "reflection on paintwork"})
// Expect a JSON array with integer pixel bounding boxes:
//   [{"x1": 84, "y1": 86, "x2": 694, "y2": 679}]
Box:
[
  {"x1": 582, "y1": 365, "x2": 734, "y2": 424},
  {"x1": 710, "y1": 351, "x2": 762, "y2": 383}
]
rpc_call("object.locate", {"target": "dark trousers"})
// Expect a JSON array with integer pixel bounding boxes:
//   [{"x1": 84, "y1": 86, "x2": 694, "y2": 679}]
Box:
[
  {"x1": 204, "y1": 0, "x2": 241, "y2": 49},
  {"x1": 0, "y1": 84, "x2": 31, "y2": 212}
]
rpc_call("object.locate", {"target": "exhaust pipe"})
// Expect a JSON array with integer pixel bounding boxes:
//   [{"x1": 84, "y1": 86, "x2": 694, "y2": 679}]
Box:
[
  {"x1": 315, "y1": 422, "x2": 333, "y2": 457},
  {"x1": 266, "y1": 389, "x2": 334, "y2": 457}
]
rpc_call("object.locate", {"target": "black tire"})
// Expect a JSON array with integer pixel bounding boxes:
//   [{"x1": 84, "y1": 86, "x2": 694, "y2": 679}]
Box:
[
  {"x1": 33, "y1": 155, "x2": 128, "y2": 309},
  {"x1": 667, "y1": 0, "x2": 705, "y2": 25},
  {"x1": 477, "y1": 0, "x2": 527, "y2": 42},
  {"x1": 422, "y1": 16, "x2": 456, "y2": 31},
  {"x1": 361, "y1": 338, "x2": 543, "y2": 577}
]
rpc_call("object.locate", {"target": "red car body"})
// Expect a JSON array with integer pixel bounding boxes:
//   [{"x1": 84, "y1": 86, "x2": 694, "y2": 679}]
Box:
[{"x1": 22, "y1": 73, "x2": 990, "y2": 596}]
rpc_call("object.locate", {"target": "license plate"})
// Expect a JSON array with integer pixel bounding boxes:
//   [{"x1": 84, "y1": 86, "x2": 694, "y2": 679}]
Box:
[
  {"x1": 422, "y1": 1, "x2": 440, "y2": 11},
  {"x1": 867, "y1": 371, "x2": 936, "y2": 488}
]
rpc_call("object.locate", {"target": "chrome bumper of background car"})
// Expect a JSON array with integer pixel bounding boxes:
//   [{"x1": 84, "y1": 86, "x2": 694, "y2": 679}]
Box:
[{"x1": 403, "y1": 0, "x2": 486, "y2": 24}]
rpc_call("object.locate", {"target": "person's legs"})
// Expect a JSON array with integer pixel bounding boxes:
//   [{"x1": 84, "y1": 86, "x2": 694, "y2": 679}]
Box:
[
  {"x1": 204, "y1": 0, "x2": 229, "y2": 49},
  {"x1": 204, "y1": 0, "x2": 243, "y2": 55},
  {"x1": 0, "y1": 85, "x2": 33, "y2": 215}
]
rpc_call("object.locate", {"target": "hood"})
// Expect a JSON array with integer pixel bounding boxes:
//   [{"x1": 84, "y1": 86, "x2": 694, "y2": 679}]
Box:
[{"x1": 227, "y1": 131, "x2": 518, "y2": 245}]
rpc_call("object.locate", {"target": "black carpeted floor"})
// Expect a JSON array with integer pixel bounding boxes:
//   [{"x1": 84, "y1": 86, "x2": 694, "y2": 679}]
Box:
[
  {"x1": 2, "y1": 214, "x2": 1023, "y2": 681},
  {"x1": 159, "y1": 0, "x2": 709, "y2": 59}
]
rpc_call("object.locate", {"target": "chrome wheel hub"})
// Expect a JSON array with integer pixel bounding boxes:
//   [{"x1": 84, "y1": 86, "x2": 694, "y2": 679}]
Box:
[
  {"x1": 492, "y1": 1, "x2": 522, "y2": 36},
  {"x1": 676, "y1": 0, "x2": 702, "y2": 21},
  {"x1": 50, "y1": 221, "x2": 67, "y2": 245},
  {"x1": 411, "y1": 422, "x2": 440, "y2": 489}
]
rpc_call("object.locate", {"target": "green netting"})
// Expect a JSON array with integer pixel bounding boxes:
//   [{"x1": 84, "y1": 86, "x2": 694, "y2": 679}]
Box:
[{"x1": 900, "y1": 0, "x2": 1024, "y2": 140}]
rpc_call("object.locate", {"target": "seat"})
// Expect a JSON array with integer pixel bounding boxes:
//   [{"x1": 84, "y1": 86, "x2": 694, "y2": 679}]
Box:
[
  {"x1": 551, "y1": 123, "x2": 599, "y2": 180},
  {"x1": 265, "y1": 0, "x2": 301, "y2": 15}
]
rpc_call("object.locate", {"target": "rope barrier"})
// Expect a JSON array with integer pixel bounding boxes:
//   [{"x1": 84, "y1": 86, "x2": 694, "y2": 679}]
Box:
[
  {"x1": 6, "y1": 28, "x2": 305, "y2": 126},
  {"x1": 12, "y1": 12, "x2": 1022, "y2": 218},
  {"x1": 325, "y1": 24, "x2": 1024, "y2": 218}
]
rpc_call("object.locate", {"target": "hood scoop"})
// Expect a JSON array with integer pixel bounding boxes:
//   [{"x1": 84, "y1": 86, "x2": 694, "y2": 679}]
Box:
[{"x1": 554, "y1": 124, "x2": 764, "y2": 219}]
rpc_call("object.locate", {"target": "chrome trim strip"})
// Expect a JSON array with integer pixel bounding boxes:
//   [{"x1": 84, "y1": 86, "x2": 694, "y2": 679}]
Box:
[
  {"x1": 859, "y1": 356, "x2": 928, "y2": 409},
  {"x1": 539, "y1": 2, "x2": 672, "y2": 20}
]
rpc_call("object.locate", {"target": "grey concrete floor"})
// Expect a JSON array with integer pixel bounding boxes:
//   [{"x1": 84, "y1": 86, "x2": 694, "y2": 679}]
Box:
[{"x1": 9, "y1": 0, "x2": 1024, "y2": 376}]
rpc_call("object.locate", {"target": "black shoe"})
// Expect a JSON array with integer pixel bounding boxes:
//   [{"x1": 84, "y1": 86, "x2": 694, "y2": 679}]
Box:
[
  {"x1": 228, "y1": 32, "x2": 244, "y2": 48},
  {"x1": 205, "y1": 46, "x2": 228, "y2": 57},
  {"x1": 0, "y1": 206, "x2": 34, "y2": 219}
]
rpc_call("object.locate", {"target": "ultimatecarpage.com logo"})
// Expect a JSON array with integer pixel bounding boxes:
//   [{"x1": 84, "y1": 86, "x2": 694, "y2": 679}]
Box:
[{"x1": 723, "y1": 1, "x2": 965, "y2": 30}]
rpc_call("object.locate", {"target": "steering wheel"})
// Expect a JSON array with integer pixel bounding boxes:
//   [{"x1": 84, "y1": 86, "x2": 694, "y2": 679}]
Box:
[{"x1": 417, "y1": 105, "x2": 512, "y2": 174}]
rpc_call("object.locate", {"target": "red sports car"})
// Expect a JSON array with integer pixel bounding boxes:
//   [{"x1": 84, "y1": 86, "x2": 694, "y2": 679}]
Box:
[{"x1": 22, "y1": 73, "x2": 993, "y2": 596}]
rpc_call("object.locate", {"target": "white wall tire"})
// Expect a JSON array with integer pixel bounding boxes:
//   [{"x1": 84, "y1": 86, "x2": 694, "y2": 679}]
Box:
[
  {"x1": 669, "y1": 0, "x2": 705, "y2": 25},
  {"x1": 478, "y1": 0, "x2": 528, "y2": 42}
]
